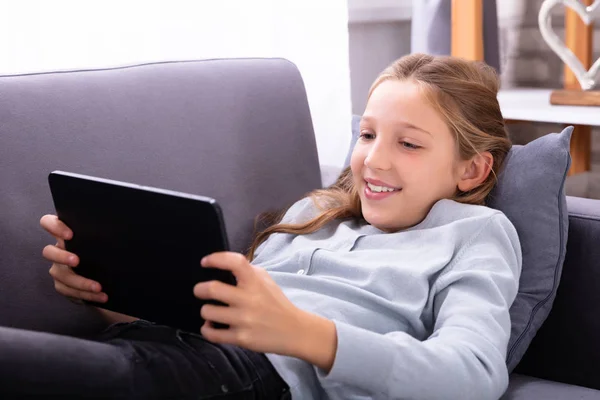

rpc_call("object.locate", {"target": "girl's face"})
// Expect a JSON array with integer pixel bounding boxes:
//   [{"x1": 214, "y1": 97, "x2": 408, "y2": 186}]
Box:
[{"x1": 351, "y1": 80, "x2": 471, "y2": 232}]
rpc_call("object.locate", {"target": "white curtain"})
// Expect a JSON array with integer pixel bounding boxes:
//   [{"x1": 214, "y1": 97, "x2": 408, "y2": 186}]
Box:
[{"x1": 0, "y1": 0, "x2": 352, "y2": 168}]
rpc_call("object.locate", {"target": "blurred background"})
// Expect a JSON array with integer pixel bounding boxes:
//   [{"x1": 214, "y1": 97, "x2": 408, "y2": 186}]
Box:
[{"x1": 1, "y1": 0, "x2": 598, "y2": 197}]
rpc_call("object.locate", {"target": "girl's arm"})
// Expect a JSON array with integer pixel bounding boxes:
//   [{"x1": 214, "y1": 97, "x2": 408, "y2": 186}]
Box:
[
  {"x1": 289, "y1": 309, "x2": 337, "y2": 372},
  {"x1": 193, "y1": 252, "x2": 338, "y2": 368}
]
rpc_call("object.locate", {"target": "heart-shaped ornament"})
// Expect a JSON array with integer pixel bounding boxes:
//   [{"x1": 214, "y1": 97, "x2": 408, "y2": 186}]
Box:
[{"x1": 538, "y1": 0, "x2": 600, "y2": 90}]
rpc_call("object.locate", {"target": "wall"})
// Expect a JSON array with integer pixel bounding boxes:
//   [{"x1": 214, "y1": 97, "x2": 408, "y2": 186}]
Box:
[
  {"x1": 348, "y1": 21, "x2": 412, "y2": 115},
  {"x1": 347, "y1": 0, "x2": 413, "y2": 115},
  {"x1": 0, "y1": 1, "x2": 353, "y2": 171}
]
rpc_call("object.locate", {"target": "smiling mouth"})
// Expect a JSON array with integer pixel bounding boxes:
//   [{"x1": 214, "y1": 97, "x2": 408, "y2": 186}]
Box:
[
  {"x1": 364, "y1": 180, "x2": 402, "y2": 193},
  {"x1": 363, "y1": 182, "x2": 402, "y2": 200}
]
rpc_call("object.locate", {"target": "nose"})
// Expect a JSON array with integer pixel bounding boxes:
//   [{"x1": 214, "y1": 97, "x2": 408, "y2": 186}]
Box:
[{"x1": 364, "y1": 140, "x2": 392, "y2": 171}]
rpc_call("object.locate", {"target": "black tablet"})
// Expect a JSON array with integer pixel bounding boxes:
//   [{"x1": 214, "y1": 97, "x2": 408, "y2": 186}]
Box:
[{"x1": 48, "y1": 170, "x2": 236, "y2": 333}]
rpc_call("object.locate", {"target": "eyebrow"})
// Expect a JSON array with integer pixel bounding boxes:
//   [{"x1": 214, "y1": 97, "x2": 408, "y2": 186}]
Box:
[{"x1": 361, "y1": 116, "x2": 433, "y2": 137}]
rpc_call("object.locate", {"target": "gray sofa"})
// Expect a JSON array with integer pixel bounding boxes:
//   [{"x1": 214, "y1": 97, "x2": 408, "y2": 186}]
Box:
[{"x1": 1, "y1": 58, "x2": 598, "y2": 399}]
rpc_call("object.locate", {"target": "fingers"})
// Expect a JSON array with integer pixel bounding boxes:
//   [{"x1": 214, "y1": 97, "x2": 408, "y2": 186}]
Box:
[
  {"x1": 40, "y1": 214, "x2": 105, "y2": 304},
  {"x1": 54, "y1": 280, "x2": 108, "y2": 303},
  {"x1": 201, "y1": 252, "x2": 252, "y2": 281},
  {"x1": 40, "y1": 215, "x2": 73, "y2": 254},
  {"x1": 193, "y1": 280, "x2": 242, "y2": 305},
  {"x1": 43, "y1": 244, "x2": 79, "y2": 267},
  {"x1": 40, "y1": 215, "x2": 72, "y2": 241},
  {"x1": 201, "y1": 321, "x2": 239, "y2": 344},
  {"x1": 200, "y1": 303, "x2": 236, "y2": 325},
  {"x1": 49, "y1": 263, "x2": 101, "y2": 292},
  {"x1": 49, "y1": 263, "x2": 106, "y2": 302}
]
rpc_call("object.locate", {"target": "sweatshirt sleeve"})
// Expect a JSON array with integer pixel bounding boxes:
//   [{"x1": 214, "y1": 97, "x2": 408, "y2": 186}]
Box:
[{"x1": 316, "y1": 214, "x2": 522, "y2": 400}]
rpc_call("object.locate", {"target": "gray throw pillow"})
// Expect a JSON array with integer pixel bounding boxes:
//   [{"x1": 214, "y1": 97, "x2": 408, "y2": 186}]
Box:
[
  {"x1": 488, "y1": 126, "x2": 572, "y2": 371},
  {"x1": 344, "y1": 116, "x2": 572, "y2": 372}
]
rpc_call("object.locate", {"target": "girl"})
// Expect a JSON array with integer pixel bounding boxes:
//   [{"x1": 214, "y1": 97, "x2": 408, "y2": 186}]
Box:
[{"x1": 28, "y1": 53, "x2": 520, "y2": 399}]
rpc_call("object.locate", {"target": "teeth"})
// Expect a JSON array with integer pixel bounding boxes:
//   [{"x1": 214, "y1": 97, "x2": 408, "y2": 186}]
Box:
[{"x1": 367, "y1": 182, "x2": 398, "y2": 193}]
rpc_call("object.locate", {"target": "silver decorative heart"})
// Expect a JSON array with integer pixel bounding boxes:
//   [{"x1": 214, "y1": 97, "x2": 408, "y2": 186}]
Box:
[{"x1": 538, "y1": 0, "x2": 600, "y2": 90}]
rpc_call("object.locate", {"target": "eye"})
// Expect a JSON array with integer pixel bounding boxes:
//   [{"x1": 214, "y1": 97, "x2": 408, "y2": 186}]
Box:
[
  {"x1": 400, "y1": 141, "x2": 421, "y2": 150},
  {"x1": 359, "y1": 132, "x2": 375, "y2": 140}
]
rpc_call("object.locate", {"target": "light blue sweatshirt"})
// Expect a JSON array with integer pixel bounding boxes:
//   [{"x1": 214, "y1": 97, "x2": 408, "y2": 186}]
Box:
[{"x1": 252, "y1": 197, "x2": 522, "y2": 400}]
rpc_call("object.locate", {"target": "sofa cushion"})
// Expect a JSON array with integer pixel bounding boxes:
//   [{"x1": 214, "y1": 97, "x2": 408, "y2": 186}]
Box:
[
  {"x1": 0, "y1": 58, "x2": 321, "y2": 335},
  {"x1": 345, "y1": 118, "x2": 572, "y2": 372},
  {"x1": 502, "y1": 374, "x2": 600, "y2": 400}
]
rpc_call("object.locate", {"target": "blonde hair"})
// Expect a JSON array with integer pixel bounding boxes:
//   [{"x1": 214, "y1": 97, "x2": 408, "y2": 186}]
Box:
[{"x1": 246, "y1": 53, "x2": 511, "y2": 260}]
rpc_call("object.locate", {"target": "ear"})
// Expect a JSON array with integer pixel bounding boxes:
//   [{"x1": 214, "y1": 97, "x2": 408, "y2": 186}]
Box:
[{"x1": 457, "y1": 151, "x2": 493, "y2": 192}]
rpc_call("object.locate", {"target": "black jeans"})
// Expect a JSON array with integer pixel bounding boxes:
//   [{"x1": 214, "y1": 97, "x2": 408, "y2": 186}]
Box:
[{"x1": 0, "y1": 320, "x2": 290, "y2": 399}]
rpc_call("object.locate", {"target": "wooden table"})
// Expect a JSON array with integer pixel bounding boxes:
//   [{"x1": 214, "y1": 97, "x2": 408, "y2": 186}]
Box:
[
  {"x1": 498, "y1": 88, "x2": 600, "y2": 126},
  {"x1": 498, "y1": 88, "x2": 598, "y2": 175}
]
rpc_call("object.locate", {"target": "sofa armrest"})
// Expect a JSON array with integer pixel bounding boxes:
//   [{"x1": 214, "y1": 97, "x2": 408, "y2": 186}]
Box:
[
  {"x1": 503, "y1": 374, "x2": 600, "y2": 400},
  {"x1": 514, "y1": 196, "x2": 600, "y2": 390},
  {"x1": 566, "y1": 195, "x2": 600, "y2": 221}
]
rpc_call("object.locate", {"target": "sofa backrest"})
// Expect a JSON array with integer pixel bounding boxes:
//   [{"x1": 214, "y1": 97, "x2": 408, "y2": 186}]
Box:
[
  {"x1": 0, "y1": 58, "x2": 322, "y2": 335},
  {"x1": 515, "y1": 196, "x2": 600, "y2": 390}
]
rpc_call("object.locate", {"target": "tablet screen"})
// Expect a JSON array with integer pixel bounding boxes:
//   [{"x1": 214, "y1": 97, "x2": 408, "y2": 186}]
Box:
[{"x1": 49, "y1": 171, "x2": 235, "y2": 332}]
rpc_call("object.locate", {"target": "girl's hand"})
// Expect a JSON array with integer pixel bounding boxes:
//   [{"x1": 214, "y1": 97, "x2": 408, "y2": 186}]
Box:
[
  {"x1": 193, "y1": 252, "x2": 337, "y2": 371},
  {"x1": 40, "y1": 215, "x2": 107, "y2": 304}
]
